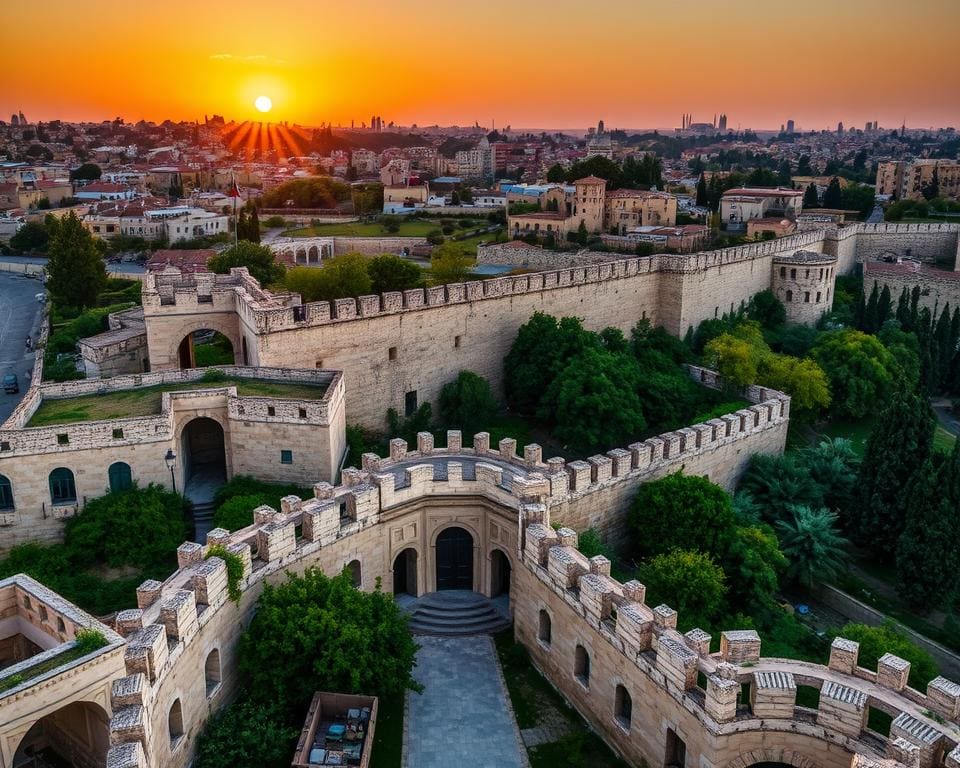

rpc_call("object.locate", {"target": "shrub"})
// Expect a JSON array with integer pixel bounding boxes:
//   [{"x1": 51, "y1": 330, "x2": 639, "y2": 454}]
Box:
[
  {"x1": 193, "y1": 698, "x2": 297, "y2": 768},
  {"x1": 213, "y1": 494, "x2": 264, "y2": 532},
  {"x1": 206, "y1": 545, "x2": 245, "y2": 602},
  {"x1": 437, "y1": 371, "x2": 498, "y2": 435},
  {"x1": 74, "y1": 628, "x2": 108, "y2": 654}
]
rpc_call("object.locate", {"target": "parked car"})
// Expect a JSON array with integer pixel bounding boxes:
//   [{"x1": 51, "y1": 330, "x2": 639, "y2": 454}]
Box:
[{"x1": 3, "y1": 374, "x2": 19, "y2": 394}]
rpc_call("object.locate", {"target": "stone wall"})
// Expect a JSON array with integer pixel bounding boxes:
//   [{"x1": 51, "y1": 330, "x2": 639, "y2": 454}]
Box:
[
  {"x1": 476, "y1": 241, "x2": 630, "y2": 268},
  {"x1": 331, "y1": 236, "x2": 427, "y2": 256},
  {"x1": 863, "y1": 262, "x2": 960, "y2": 316},
  {"x1": 0, "y1": 367, "x2": 345, "y2": 554}
]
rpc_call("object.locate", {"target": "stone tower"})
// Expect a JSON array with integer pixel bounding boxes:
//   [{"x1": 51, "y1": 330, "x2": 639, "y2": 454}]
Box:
[
  {"x1": 771, "y1": 250, "x2": 838, "y2": 325},
  {"x1": 573, "y1": 176, "x2": 606, "y2": 234}
]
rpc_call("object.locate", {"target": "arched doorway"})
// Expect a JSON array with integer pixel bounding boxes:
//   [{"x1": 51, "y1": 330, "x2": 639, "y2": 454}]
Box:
[
  {"x1": 181, "y1": 418, "x2": 227, "y2": 536},
  {"x1": 393, "y1": 548, "x2": 418, "y2": 596},
  {"x1": 108, "y1": 461, "x2": 133, "y2": 492},
  {"x1": 13, "y1": 700, "x2": 110, "y2": 767},
  {"x1": 178, "y1": 329, "x2": 234, "y2": 369},
  {"x1": 490, "y1": 549, "x2": 511, "y2": 596},
  {"x1": 435, "y1": 527, "x2": 473, "y2": 591}
]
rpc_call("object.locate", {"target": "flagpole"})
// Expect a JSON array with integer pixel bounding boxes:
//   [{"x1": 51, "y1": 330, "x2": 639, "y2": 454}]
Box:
[{"x1": 232, "y1": 173, "x2": 238, "y2": 247}]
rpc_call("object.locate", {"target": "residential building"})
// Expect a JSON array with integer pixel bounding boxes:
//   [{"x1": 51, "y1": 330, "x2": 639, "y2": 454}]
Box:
[
  {"x1": 74, "y1": 182, "x2": 136, "y2": 202},
  {"x1": 604, "y1": 190, "x2": 677, "y2": 232},
  {"x1": 876, "y1": 159, "x2": 960, "y2": 201},
  {"x1": 720, "y1": 187, "x2": 804, "y2": 229},
  {"x1": 383, "y1": 181, "x2": 429, "y2": 214}
]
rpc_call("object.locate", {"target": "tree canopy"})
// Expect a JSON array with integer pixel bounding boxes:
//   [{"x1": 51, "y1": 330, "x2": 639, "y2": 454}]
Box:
[
  {"x1": 259, "y1": 177, "x2": 351, "y2": 209},
  {"x1": 367, "y1": 253, "x2": 423, "y2": 294},
  {"x1": 811, "y1": 329, "x2": 899, "y2": 418},
  {"x1": 209, "y1": 241, "x2": 285, "y2": 286},
  {"x1": 46, "y1": 212, "x2": 107, "y2": 309},
  {"x1": 438, "y1": 370, "x2": 498, "y2": 436},
  {"x1": 638, "y1": 550, "x2": 727, "y2": 630},
  {"x1": 429, "y1": 241, "x2": 472, "y2": 285}
]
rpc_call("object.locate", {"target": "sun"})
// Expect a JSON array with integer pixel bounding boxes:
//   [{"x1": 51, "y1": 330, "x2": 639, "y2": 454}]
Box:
[{"x1": 254, "y1": 95, "x2": 272, "y2": 114}]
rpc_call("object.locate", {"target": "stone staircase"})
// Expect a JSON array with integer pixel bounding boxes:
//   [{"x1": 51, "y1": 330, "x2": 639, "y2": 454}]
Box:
[{"x1": 406, "y1": 591, "x2": 511, "y2": 636}]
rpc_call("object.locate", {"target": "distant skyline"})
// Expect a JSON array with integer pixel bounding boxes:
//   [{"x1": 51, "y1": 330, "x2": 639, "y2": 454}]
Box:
[{"x1": 4, "y1": 0, "x2": 959, "y2": 131}]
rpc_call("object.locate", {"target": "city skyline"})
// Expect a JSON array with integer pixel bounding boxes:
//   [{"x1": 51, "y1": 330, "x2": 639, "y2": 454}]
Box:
[{"x1": 5, "y1": 0, "x2": 959, "y2": 131}]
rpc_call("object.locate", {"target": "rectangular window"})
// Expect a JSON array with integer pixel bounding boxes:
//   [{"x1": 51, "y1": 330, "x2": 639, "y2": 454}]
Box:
[
  {"x1": 298, "y1": 407, "x2": 307, "y2": 419},
  {"x1": 267, "y1": 406, "x2": 276, "y2": 416},
  {"x1": 804, "y1": 292, "x2": 811, "y2": 303},
  {"x1": 405, "y1": 390, "x2": 418, "y2": 417},
  {"x1": 779, "y1": 266, "x2": 785, "y2": 278},
  {"x1": 389, "y1": 346, "x2": 398, "y2": 361},
  {"x1": 112, "y1": 428, "x2": 123, "y2": 439},
  {"x1": 454, "y1": 335, "x2": 461, "y2": 348},
  {"x1": 280, "y1": 450, "x2": 293, "y2": 464},
  {"x1": 790, "y1": 268, "x2": 796, "y2": 279},
  {"x1": 57, "y1": 434, "x2": 69, "y2": 445}
]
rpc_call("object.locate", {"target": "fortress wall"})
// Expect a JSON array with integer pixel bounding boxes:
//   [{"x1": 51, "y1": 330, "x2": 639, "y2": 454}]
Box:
[
  {"x1": 331, "y1": 236, "x2": 427, "y2": 256},
  {"x1": 863, "y1": 266, "x2": 960, "y2": 316},
  {"x1": 254, "y1": 266, "x2": 665, "y2": 429},
  {"x1": 476, "y1": 241, "x2": 631, "y2": 268},
  {"x1": 853, "y1": 223, "x2": 959, "y2": 266}
]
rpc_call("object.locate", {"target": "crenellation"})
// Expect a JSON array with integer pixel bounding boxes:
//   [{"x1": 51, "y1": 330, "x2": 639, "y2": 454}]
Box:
[
  {"x1": 116, "y1": 609, "x2": 144, "y2": 638},
  {"x1": 656, "y1": 632, "x2": 699, "y2": 690},
  {"x1": 524, "y1": 523, "x2": 558, "y2": 566},
  {"x1": 818, "y1": 681, "x2": 868, "y2": 738},
  {"x1": 926, "y1": 677, "x2": 960, "y2": 720},
  {"x1": 523, "y1": 443, "x2": 542, "y2": 466},
  {"x1": 135, "y1": 580, "x2": 163, "y2": 610},
  {"x1": 830, "y1": 637, "x2": 860, "y2": 674},
  {"x1": 499, "y1": 437, "x2": 517, "y2": 460},
  {"x1": 684, "y1": 628, "x2": 712, "y2": 656},
  {"x1": 105, "y1": 742, "x2": 146, "y2": 768},
  {"x1": 547, "y1": 545, "x2": 588, "y2": 589},
  {"x1": 653, "y1": 604, "x2": 678, "y2": 630},
  {"x1": 192, "y1": 557, "x2": 228, "y2": 607},
  {"x1": 473, "y1": 431, "x2": 490, "y2": 453},
  {"x1": 588, "y1": 454, "x2": 613, "y2": 483},
  {"x1": 720, "y1": 629, "x2": 761, "y2": 663},
  {"x1": 566, "y1": 460, "x2": 591, "y2": 491},
  {"x1": 256, "y1": 520, "x2": 296, "y2": 562},
  {"x1": 447, "y1": 430, "x2": 462, "y2": 452},
  {"x1": 389, "y1": 438, "x2": 407, "y2": 461},
  {"x1": 878, "y1": 653, "x2": 912, "y2": 692},
  {"x1": 176, "y1": 542, "x2": 203, "y2": 569},
  {"x1": 752, "y1": 670, "x2": 797, "y2": 719},
  {"x1": 416, "y1": 431, "x2": 434, "y2": 453},
  {"x1": 158, "y1": 589, "x2": 199, "y2": 642}
]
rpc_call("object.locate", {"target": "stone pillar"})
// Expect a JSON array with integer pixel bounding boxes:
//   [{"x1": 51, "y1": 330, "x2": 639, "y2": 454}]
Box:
[
  {"x1": 817, "y1": 681, "x2": 867, "y2": 738},
  {"x1": 416, "y1": 432, "x2": 433, "y2": 453},
  {"x1": 719, "y1": 630, "x2": 761, "y2": 664},
  {"x1": 176, "y1": 542, "x2": 203, "y2": 569},
  {"x1": 877, "y1": 653, "x2": 911, "y2": 692},
  {"x1": 751, "y1": 671, "x2": 797, "y2": 719},
  {"x1": 446, "y1": 430, "x2": 462, "y2": 452},
  {"x1": 705, "y1": 675, "x2": 739, "y2": 723},
  {"x1": 927, "y1": 677, "x2": 960, "y2": 720},
  {"x1": 828, "y1": 637, "x2": 859, "y2": 673}
]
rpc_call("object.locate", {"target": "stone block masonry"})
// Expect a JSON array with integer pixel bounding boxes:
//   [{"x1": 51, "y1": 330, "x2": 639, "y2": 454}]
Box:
[{"x1": 140, "y1": 225, "x2": 959, "y2": 431}]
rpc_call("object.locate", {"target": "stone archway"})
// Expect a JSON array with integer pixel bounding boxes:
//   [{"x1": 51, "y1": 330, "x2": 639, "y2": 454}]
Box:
[
  {"x1": 435, "y1": 526, "x2": 474, "y2": 591},
  {"x1": 180, "y1": 417, "x2": 227, "y2": 534},
  {"x1": 490, "y1": 548, "x2": 512, "y2": 597},
  {"x1": 13, "y1": 700, "x2": 110, "y2": 768},
  {"x1": 393, "y1": 548, "x2": 418, "y2": 596},
  {"x1": 177, "y1": 328, "x2": 235, "y2": 369},
  {"x1": 726, "y1": 750, "x2": 820, "y2": 768}
]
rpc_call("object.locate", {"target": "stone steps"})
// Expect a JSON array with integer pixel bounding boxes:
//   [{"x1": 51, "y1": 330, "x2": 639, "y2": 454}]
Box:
[{"x1": 408, "y1": 592, "x2": 511, "y2": 637}]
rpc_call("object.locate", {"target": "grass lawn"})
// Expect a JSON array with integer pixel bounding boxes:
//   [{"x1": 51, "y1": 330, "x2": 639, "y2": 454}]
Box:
[
  {"x1": 284, "y1": 219, "x2": 487, "y2": 238},
  {"x1": 494, "y1": 631, "x2": 630, "y2": 768},
  {"x1": 28, "y1": 378, "x2": 328, "y2": 427},
  {"x1": 0, "y1": 642, "x2": 102, "y2": 693},
  {"x1": 934, "y1": 424, "x2": 957, "y2": 453},
  {"x1": 369, "y1": 692, "x2": 404, "y2": 768}
]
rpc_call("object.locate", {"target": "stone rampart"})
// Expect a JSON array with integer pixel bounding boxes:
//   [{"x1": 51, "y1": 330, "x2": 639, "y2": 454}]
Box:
[
  {"x1": 476, "y1": 241, "x2": 631, "y2": 268},
  {"x1": 330, "y1": 235, "x2": 427, "y2": 256}
]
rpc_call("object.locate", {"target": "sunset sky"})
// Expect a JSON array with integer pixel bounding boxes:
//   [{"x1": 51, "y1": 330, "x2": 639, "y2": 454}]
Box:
[{"x1": 5, "y1": 0, "x2": 959, "y2": 131}]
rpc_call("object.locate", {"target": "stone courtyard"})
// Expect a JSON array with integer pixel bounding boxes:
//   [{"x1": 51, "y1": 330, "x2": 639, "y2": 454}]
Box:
[{"x1": 404, "y1": 635, "x2": 528, "y2": 768}]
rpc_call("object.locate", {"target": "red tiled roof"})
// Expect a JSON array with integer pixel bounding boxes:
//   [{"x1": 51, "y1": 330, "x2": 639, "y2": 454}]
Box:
[{"x1": 146, "y1": 249, "x2": 216, "y2": 274}]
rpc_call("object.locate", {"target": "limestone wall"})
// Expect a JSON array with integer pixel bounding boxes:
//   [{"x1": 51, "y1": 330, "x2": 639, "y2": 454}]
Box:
[
  {"x1": 863, "y1": 263, "x2": 960, "y2": 316},
  {"x1": 331, "y1": 236, "x2": 427, "y2": 256},
  {"x1": 476, "y1": 241, "x2": 630, "y2": 268}
]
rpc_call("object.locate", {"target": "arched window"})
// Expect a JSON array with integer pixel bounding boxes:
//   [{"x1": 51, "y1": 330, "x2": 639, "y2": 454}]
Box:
[
  {"x1": 49, "y1": 468, "x2": 76, "y2": 504},
  {"x1": 538, "y1": 610, "x2": 552, "y2": 645},
  {"x1": 785, "y1": 289, "x2": 793, "y2": 303},
  {"x1": 168, "y1": 699, "x2": 184, "y2": 746},
  {"x1": 205, "y1": 649, "x2": 221, "y2": 697},
  {"x1": 347, "y1": 560, "x2": 361, "y2": 589},
  {"x1": 0, "y1": 475, "x2": 13, "y2": 510},
  {"x1": 108, "y1": 462, "x2": 133, "y2": 492},
  {"x1": 614, "y1": 684, "x2": 632, "y2": 729},
  {"x1": 574, "y1": 644, "x2": 590, "y2": 687}
]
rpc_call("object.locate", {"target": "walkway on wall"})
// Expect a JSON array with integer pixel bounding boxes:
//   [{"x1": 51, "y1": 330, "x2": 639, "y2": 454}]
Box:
[
  {"x1": 404, "y1": 635, "x2": 528, "y2": 768},
  {"x1": 398, "y1": 590, "x2": 511, "y2": 636}
]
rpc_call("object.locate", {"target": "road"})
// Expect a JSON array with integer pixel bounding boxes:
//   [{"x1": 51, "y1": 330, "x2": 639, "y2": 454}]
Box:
[
  {"x1": 0, "y1": 272, "x2": 44, "y2": 424},
  {"x1": 932, "y1": 397, "x2": 960, "y2": 437}
]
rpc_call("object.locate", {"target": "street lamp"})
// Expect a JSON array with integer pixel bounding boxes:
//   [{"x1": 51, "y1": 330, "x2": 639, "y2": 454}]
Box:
[{"x1": 164, "y1": 449, "x2": 177, "y2": 494}]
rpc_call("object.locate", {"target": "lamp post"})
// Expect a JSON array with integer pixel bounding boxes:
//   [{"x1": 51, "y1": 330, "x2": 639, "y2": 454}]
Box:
[{"x1": 165, "y1": 449, "x2": 177, "y2": 494}]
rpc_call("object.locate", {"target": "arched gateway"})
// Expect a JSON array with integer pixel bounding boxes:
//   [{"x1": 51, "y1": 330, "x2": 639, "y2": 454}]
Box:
[{"x1": 435, "y1": 526, "x2": 473, "y2": 590}]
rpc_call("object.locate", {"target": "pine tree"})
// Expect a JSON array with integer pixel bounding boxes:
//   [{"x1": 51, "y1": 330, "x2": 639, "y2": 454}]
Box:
[
  {"x1": 822, "y1": 176, "x2": 843, "y2": 208},
  {"x1": 803, "y1": 182, "x2": 819, "y2": 209},
  {"x1": 46, "y1": 212, "x2": 107, "y2": 309},
  {"x1": 935, "y1": 303, "x2": 953, "y2": 390},
  {"x1": 695, "y1": 175, "x2": 708, "y2": 207},
  {"x1": 895, "y1": 453, "x2": 960, "y2": 610},
  {"x1": 895, "y1": 287, "x2": 910, "y2": 327},
  {"x1": 862, "y1": 282, "x2": 880, "y2": 333},
  {"x1": 856, "y1": 386, "x2": 935, "y2": 561},
  {"x1": 877, "y1": 285, "x2": 893, "y2": 328}
]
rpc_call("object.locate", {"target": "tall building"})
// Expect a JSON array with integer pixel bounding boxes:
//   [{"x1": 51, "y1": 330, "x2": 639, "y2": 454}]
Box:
[
  {"x1": 718, "y1": 114, "x2": 727, "y2": 131},
  {"x1": 597, "y1": 119, "x2": 605, "y2": 135},
  {"x1": 786, "y1": 119, "x2": 795, "y2": 134},
  {"x1": 837, "y1": 122, "x2": 844, "y2": 134}
]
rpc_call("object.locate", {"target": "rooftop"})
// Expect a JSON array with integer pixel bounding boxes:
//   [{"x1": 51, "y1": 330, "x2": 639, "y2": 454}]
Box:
[
  {"x1": 146, "y1": 249, "x2": 216, "y2": 274},
  {"x1": 773, "y1": 249, "x2": 838, "y2": 264},
  {"x1": 27, "y1": 377, "x2": 329, "y2": 427},
  {"x1": 722, "y1": 187, "x2": 803, "y2": 198}
]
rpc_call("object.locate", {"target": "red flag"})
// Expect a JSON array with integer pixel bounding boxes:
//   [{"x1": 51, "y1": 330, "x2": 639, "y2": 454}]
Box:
[{"x1": 227, "y1": 174, "x2": 240, "y2": 198}]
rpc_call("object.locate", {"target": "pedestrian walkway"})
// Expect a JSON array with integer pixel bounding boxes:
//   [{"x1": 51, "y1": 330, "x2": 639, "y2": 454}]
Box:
[{"x1": 404, "y1": 635, "x2": 527, "y2": 768}]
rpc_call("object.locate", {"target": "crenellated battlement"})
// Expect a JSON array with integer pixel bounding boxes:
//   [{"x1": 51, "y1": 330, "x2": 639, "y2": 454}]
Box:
[{"x1": 518, "y1": 523, "x2": 960, "y2": 768}]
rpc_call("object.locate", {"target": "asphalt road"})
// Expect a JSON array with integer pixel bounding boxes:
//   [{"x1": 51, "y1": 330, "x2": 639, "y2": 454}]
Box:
[{"x1": 0, "y1": 272, "x2": 44, "y2": 424}]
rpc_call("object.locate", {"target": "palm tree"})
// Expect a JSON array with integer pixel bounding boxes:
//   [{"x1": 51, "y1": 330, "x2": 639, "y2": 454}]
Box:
[{"x1": 776, "y1": 505, "x2": 849, "y2": 588}]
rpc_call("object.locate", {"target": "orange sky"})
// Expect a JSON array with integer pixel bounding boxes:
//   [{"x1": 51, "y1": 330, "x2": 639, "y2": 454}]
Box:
[{"x1": 4, "y1": 0, "x2": 958, "y2": 130}]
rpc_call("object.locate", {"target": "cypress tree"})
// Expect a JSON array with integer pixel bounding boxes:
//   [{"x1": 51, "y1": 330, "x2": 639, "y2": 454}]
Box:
[
  {"x1": 895, "y1": 287, "x2": 910, "y2": 327},
  {"x1": 895, "y1": 454, "x2": 960, "y2": 610},
  {"x1": 856, "y1": 386, "x2": 935, "y2": 561},
  {"x1": 695, "y1": 175, "x2": 708, "y2": 207},
  {"x1": 822, "y1": 176, "x2": 843, "y2": 208},
  {"x1": 855, "y1": 286, "x2": 867, "y2": 328},
  {"x1": 935, "y1": 303, "x2": 953, "y2": 390},
  {"x1": 46, "y1": 212, "x2": 107, "y2": 309},
  {"x1": 862, "y1": 282, "x2": 880, "y2": 333},
  {"x1": 248, "y1": 205, "x2": 261, "y2": 244},
  {"x1": 803, "y1": 182, "x2": 819, "y2": 209},
  {"x1": 877, "y1": 285, "x2": 893, "y2": 328},
  {"x1": 909, "y1": 286, "x2": 921, "y2": 330}
]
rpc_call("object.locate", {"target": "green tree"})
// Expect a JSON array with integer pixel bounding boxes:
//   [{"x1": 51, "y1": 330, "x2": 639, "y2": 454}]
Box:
[
  {"x1": 628, "y1": 471, "x2": 736, "y2": 561},
  {"x1": 746, "y1": 289, "x2": 786, "y2": 329},
  {"x1": 69, "y1": 162, "x2": 101, "y2": 181},
  {"x1": 539, "y1": 347, "x2": 646, "y2": 454},
  {"x1": 638, "y1": 550, "x2": 727, "y2": 630},
  {"x1": 46, "y1": 212, "x2": 107, "y2": 309},
  {"x1": 822, "y1": 176, "x2": 843, "y2": 208},
  {"x1": 803, "y1": 182, "x2": 819, "y2": 209},
  {"x1": 703, "y1": 326, "x2": 765, "y2": 388},
  {"x1": 811, "y1": 329, "x2": 899, "y2": 418},
  {"x1": 796, "y1": 155, "x2": 813, "y2": 176},
  {"x1": 576, "y1": 219, "x2": 589, "y2": 244},
  {"x1": 368, "y1": 254, "x2": 422, "y2": 294},
  {"x1": 724, "y1": 524, "x2": 786, "y2": 616},
  {"x1": 776, "y1": 505, "x2": 848, "y2": 588},
  {"x1": 259, "y1": 177, "x2": 352, "y2": 209},
  {"x1": 546, "y1": 163, "x2": 566, "y2": 183},
  {"x1": 838, "y1": 622, "x2": 939, "y2": 689},
  {"x1": 895, "y1": 452, "x2": 960, "y2": 610},
  {"x1": 695, "y1": 175, "x2": 708, "y2": 207},
  {"x1": 437, "y1": 371, "x2": 498, "y2": 435},
  {"x1": 193, "y1": 699, "x2": 297, "y2": 768},
  {"x1": 240, "y1": 568, "x2": 419, "y2": 715},
  {"x1": 209, "y1": 240, "x2": 285, "y2": 286},
  {"x1": 284, "y1": 254, "x2": 372, "y2": 302},
  {"x1": 758, "y1": 354, "x2": 831, "y2": 412},
  {"x1": 856, "y1": 386, "x2": 935, "y2": 559},
  {"x1": 504, "y1": 313, "x2": 599, "y2": 415},
  {"x1": 429, "y1": 241, "x2": 471, "y2": 285},
  {"x1": 9, "y1": 220, "x2": 51, "y2": 253}
]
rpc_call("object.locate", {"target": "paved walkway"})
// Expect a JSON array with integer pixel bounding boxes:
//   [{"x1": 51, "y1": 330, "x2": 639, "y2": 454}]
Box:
[{"x1": 404, "y1": 635, "x2": 527, "y2": 768}]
